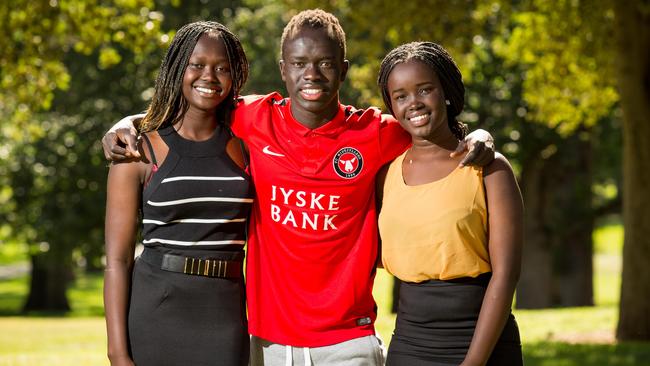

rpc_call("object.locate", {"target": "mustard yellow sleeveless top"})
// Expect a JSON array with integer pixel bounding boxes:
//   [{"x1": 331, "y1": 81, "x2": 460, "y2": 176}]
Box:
[{"x1": 378, "y1": 151, "x2": 491, "y2": 282}]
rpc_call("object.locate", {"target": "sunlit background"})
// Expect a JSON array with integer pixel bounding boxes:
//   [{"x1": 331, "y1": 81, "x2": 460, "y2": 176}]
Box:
[{"x1": 1, "y1": 0, "x2": 649, "y2": 365}]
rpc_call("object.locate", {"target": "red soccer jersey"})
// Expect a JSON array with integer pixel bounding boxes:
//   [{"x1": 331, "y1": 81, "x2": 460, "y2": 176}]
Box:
[{"x1": 231, "y1": 93, "x2": 410, "y2": 347}]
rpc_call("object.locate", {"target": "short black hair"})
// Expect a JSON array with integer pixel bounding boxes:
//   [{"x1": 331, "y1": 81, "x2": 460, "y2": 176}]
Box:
[{"x1": 280, "y1": 9, "x2": 346, "y2": 60}]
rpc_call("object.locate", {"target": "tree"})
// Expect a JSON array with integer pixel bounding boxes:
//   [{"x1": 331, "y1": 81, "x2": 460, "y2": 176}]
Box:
[
  {"x1": 612, "y1": 1, "x2": 650, "y2": 340},
  {"x1": 3, "y1": 0, "x2": 263, "y2": 313},
  {"x1": 11, "y1": 113, "x2": 108, "y2": 311},
  {"x1": 229, "y1": 0, "x2": 287, "y2": 96},
  {"x1": 1, "y1": 0, "x2": 165, "y2": 311},
  {"x1": 495, "y1": 0, "x2": 648, "y2": 340},
  {"x1": 0, "y1": 0, "x2": 164, "y2": 130}
]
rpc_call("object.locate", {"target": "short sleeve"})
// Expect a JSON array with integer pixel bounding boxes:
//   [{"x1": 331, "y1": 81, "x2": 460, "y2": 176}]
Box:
[
  {"x1": 378, "y1": 114, "x2": 411, "y2": 165},
  {"x1": 231, "y1": 93, "x2": 282, "y2": 138}
]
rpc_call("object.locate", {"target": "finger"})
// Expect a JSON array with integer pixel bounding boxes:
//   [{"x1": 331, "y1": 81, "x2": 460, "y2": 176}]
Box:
[
  {"x1": 459, "y1": 145, "x2": 480, "y2": 167},
  {"x1": 116, "y1": 130, "x2": 141, "y2": 158},
  {"x1": 102, "y1": 134, "x2": 114, "y2": 161},
  {"x1": 481, "y1": 149, "x2": 496, "y2": 166},
  {"x1": 102, "y1": 131, "x2": 131, "y2": 161},
  {"x1": 474, "y1": 140, "x2": 495, "y2": 166},
  {"x1": 478, "y1": 148, "x2": 495, "y2": 167},
  {"x1": 449, "y1": 140, "x2": 467, "y2": 158},
  {"x1": 109, "y1": 144, "x2": 130, "y2": 161}
]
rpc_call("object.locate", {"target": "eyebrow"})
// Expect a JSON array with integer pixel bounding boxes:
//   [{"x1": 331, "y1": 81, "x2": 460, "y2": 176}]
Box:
[
  {"x1": 189, "y1": 56, "x2": 230, "y2": 62},
  {"x1": 390, "y1": 81, "x2": 436, "y2": 94},
  {"x1": 286, "y1": 56, "x2": 335, "y2": 61}
]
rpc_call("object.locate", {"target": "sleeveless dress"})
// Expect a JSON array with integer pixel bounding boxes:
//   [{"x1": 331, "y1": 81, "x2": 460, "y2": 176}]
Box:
[
  {"x1": 378, "y1": 152, "x2": 522, "y2": 366},
  {"x1": 127, "y1": 124, "x2": 253, "y2": 366}
]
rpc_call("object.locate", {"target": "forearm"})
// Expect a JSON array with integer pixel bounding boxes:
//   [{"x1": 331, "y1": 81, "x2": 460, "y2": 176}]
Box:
[
  {"x1": 104, "y1": 261, "x2": 134, "y2": 361},
  {"x1": 109, "y1": 114, "x2": 145, "y2": 133},
  {"x1": 462, "y1": 272, "x2": 518, "y2": 366}
]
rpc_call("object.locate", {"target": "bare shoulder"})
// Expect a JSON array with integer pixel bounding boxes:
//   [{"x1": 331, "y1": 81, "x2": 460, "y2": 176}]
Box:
[
  {"x1": 483, "y1": 152, "x2": 514, "y2": 177},
  {"x1": 108, "y1": 135, "x2": 149, "y2": 178}
]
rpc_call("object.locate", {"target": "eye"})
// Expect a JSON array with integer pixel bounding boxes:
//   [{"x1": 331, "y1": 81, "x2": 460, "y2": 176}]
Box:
[
  {"x1": 291, "y1": 62, "x2": 305, "y2": 68},
  {"x1": 319, "y1": 61, "x2": 333, "y2": 68},
  {"x1": 215, "y1": 65, "x2": 231, "y2": 73},
  {"x1": 393, "y1": 94, "x2": 406, "y2": 102},
  {"x1": 418, "y1": 87, "x2": 432, "y2": 95},
  {"x1": 189, "y1": 63, "x2": 204, "y2": 69}
]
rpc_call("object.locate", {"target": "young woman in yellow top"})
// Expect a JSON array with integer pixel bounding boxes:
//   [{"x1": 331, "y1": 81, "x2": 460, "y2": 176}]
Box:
[{"x1": 376, "y1": 42, "x2": 524, "y2": 366}]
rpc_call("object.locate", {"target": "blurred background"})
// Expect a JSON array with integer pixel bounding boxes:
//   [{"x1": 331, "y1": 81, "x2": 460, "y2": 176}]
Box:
[{"x1": 1, "y1": 0, "x2": 649, "y2": 365}]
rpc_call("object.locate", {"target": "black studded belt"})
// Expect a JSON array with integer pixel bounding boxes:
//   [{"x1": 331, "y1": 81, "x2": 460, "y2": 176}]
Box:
[{"x1": 140, "y1": 246, "x2": 243, "y2": 279}]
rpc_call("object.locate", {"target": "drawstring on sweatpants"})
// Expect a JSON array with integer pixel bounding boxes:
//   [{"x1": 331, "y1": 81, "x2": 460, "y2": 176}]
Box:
[{"x1": 285, "y1": 345, "x2": 311, "y2": 366}]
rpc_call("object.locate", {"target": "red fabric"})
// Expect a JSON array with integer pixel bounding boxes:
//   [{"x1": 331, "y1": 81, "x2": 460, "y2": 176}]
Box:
[{"x1": 232, "y1": 93, "x2": 410, "y2": 347}]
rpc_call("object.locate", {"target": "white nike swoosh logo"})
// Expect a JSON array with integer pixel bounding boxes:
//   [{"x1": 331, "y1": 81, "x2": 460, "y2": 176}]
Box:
[{"x1": 262, "y1": 145, "x2": 285, "y2": 157}]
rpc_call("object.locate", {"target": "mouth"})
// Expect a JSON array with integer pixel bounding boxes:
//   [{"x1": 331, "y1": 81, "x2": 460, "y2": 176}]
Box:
[
  {"x1": 299, "y1": 87, "x2": 325, "y2": 101},
  {"x1": 407, "y1": 113, "x2": 430, "y2": 127},
  {"x1": 194, "y1": 85, "x2": 222, "y2": 97}
]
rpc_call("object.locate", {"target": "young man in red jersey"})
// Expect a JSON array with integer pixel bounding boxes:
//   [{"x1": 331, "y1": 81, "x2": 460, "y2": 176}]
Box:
[{"x1": 103, "y1": 9, "x2": 494, "y2": 366}]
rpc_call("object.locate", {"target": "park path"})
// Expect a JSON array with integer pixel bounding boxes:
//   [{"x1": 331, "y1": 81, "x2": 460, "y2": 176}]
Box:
[{"x1": 0, "y1": 262, "x2": 30, "y2": 280}]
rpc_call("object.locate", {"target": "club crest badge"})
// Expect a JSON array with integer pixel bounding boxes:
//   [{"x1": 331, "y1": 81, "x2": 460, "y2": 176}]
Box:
[{"x1": 333, "y1": 147, "x2": 363, "y2": 179}]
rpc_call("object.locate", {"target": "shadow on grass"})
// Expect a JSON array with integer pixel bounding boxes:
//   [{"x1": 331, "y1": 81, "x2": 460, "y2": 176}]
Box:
[
  {"x1": 524, "y1": 341, "x2": 650, "y2": 366},
  {"x1": 0, "y1": 272, "x2": 104, "y2": 317}
]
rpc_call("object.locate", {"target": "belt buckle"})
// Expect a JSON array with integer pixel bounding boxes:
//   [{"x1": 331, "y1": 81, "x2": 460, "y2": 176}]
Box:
[{"x1": 183, "y1": 257, "x2": 228, "y2": 277}]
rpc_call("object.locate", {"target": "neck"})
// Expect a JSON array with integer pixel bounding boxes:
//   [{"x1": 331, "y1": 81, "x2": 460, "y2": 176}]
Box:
[
  {"x1": 290, "y1": 99, "x2": 339, "y2": 130},
  {"x1": 408, "y1": 128, "x2": 459, "y2": 161},
  {"x1": 177, "y1": 108, "x2": 218, "y2": 141}
]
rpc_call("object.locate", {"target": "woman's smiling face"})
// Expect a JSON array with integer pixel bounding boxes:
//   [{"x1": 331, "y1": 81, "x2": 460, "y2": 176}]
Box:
[
  {"x1": 182, "y1": 33, "x2": 233, "y2": 114},
  {"x1": 386, "y1": 59, "x2": 449, "y2": 140}
]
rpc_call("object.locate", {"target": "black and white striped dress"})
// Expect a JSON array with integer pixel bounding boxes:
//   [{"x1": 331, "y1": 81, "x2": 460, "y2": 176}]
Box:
[{"x1": 128, "y1": 124, "x2": 253, "y2": 366}]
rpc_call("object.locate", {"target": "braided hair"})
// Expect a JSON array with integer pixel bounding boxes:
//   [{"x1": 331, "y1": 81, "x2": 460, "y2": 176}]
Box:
[
  {"x1": 140, "y1": 21, "x2": 249, "y2": 132},
  {"x1": 281, "y1": 9, "x2": 347, "y2": 61},
  {"x1": 377, "y1": 41, "x2": 468, "y2": 139}
]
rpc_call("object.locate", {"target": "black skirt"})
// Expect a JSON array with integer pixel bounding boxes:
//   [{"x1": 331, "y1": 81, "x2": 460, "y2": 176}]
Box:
[
  {"x1": 386, "y1": 273, "x2": 522, "y2": 366},
  {"x1": 127, "y1": 246, "x2": 249, "y2": 366}
]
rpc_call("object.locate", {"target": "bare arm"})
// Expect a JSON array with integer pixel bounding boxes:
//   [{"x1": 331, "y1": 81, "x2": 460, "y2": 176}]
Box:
[
  {"x1": 103, "y1": 158, "x2": 144, "y2": 366},
  {"x1": 451, "y1": 129, "x2": 496, "y2": 167},
  {"x1": 102, "y1": 114, "x2": 145, "y2": 161},
  {"x1": 462, "y1": 153, "x2": 523, "y2": 366},
  {"x1": 374, "y1": 164, "x2": 390, "y2": 268}
]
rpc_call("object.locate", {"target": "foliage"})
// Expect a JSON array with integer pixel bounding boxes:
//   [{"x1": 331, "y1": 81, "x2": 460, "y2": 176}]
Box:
[
  {"x1": 281, "y1": 0, "x2": 512, "y2": 109},
  {"x1": 494, "y1": 0, "x2": 618, "y2": 135},
  {"x1": 230, "y1": 0, "x2": 287, "y2": 96},
  {"x1": 0, "y1": 0, "x2": 165, "y2": 131},
  {"x1": 0, "y1": 0, "x2": 255, "y2": 310}
]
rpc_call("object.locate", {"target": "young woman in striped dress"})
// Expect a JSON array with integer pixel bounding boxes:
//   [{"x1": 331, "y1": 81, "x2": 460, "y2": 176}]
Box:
[{"x1": 103, "y1": 21, "x2": 252, "y2": 366}]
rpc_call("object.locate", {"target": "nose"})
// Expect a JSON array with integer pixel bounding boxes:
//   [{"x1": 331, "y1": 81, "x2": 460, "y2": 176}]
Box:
[
  {"x1": 201, "y1": 67, "x2": 219, "y2": 83},
  {"x1": 407, "y1": 96, "x2": 424, "y2": 111},
  {"x1": 303, "y1": 63, "x2": 323, "y2": 81}
]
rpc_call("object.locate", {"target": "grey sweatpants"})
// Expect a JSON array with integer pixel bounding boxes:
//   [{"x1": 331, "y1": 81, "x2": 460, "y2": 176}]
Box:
[{"x1": 250, "y1": 334, "x2": 385, "y2": 366}]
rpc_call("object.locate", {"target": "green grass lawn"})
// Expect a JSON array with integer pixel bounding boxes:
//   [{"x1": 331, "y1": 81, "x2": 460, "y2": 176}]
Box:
[{"x1": 1, "y1": 221, "x2": 649, "y2": 365}]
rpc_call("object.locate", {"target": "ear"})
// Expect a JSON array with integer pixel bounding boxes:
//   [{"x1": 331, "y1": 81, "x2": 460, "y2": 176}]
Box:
[
  {"x1": 279, "y1": 59, "x2": 286, "y2": 82},
  {"x1": 340, "y1": 59, "x2": 350, "y2": 82}
]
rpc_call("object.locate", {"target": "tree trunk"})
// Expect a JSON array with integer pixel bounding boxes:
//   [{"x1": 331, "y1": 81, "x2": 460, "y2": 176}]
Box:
[
  {"x1": 615, "y1": 1, "x2": 650, "y2": 341},
  {"x1": 551, "y1": 134, "x2": 594, "y2": 307},
  {"x1": 22, "y1": 251, "x2": 73, "y2": 312},
  {"x1": 517, "y1": 129, "x2": 594, "y2": 308},
  {"x1": 517, "y1": 156, "x2": 554, "y2": 308}
]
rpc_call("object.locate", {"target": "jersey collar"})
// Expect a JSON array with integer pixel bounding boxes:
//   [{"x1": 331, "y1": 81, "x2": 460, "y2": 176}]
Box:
[{"x1": 283, "y1": 98, "x2": 348, "y2": 138}]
